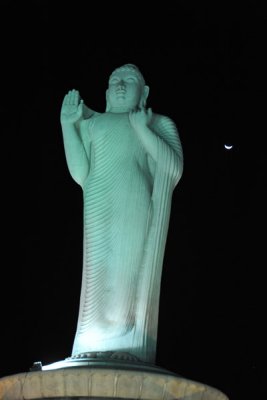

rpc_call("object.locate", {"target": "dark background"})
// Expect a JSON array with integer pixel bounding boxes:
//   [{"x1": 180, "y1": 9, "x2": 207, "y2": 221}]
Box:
[{"x1": 1, "y1": 2, "x2": 266, "y2": 400}]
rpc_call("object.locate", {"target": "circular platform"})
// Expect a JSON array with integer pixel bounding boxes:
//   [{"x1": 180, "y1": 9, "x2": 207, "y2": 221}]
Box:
[{"x1": 0, "y1": 362, "x2": 229, "y2": 400}]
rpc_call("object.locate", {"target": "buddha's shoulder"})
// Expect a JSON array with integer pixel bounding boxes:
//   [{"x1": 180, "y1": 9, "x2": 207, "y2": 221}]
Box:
[
  {"x1": 80, "y1": 112, "x2": 105, "y2": 129},
  {"x1": 151, "y1": 112, "x2": 177, "y2": 129}
]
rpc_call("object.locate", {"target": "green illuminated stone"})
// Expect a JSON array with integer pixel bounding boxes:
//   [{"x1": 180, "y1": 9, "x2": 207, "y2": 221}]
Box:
[{"x1": 60, "y1": 64, "x2": 183, "y2": 363}]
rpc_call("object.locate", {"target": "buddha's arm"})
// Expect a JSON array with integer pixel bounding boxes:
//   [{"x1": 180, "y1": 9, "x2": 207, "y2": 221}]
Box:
[
  {"x1": 61, "y1": 120, "x2": 90, "y2": 186},
  {"x1": 152, "y1": 114, "x2": 183, "y2": 181},
  {"x1": 130, "y1": 110, "x2": 183, "y2": 181}
]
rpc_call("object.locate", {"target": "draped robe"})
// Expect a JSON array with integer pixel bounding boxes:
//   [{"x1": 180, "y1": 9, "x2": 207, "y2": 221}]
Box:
[{"x1": 71, "y1": 111, "x2": 183, "y2": 363}]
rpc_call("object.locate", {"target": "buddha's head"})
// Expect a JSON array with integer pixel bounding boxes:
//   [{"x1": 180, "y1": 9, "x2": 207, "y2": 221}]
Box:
[{"x1": 106, "y1": 64, "x2": 149, "y2": 113}]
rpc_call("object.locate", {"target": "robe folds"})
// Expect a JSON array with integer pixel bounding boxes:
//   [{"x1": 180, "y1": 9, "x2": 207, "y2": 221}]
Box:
[{"x1": 71, "y1": 111, "x2": 183, "y2": 363}]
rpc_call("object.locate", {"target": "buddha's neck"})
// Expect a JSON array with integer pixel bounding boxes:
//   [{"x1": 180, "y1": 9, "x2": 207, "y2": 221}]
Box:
[{"x1": 109, "y1": 106, "x2": 132, "y2": 113}]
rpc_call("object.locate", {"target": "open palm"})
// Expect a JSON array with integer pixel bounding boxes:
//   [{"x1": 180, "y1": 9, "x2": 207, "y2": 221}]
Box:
[{"x1": 61, "y1": 89, "x2": 83, "y2": 123}]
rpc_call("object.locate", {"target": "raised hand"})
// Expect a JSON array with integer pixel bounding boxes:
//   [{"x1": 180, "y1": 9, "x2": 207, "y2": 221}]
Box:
[
  {"x1": 60, "y1": 89, "x2": 84, "y2": 124},
  {"x1": 129, "y1": 107, "x2": 152, "y2": 134}
]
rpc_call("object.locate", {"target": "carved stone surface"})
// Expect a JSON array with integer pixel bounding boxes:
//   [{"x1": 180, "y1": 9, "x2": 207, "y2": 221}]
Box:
[
  {"x1": 67, "y1": 351, "x2": 141, "y2": 362},
  {"x1": 0, "y1": 367, "x2": 229, "y2": 400},
  {"x1": 60, "y1": 64, "x2": 184, "y2": 363}
]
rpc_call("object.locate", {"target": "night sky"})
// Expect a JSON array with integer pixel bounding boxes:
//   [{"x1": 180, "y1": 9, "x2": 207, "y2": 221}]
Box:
[{"x1": 1, "y1": 2, "x2": 266, "y2": 400}]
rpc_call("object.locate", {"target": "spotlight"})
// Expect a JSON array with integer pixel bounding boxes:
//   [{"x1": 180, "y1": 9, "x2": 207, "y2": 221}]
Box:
[{"x1": 30, "y1": 361, "x2": 43, "y2": 371}]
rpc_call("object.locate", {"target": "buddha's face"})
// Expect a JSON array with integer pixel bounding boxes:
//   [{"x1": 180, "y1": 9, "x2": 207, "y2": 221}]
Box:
[{"x1": 106, "y1": 69, "x2": 144, "y2": 112}]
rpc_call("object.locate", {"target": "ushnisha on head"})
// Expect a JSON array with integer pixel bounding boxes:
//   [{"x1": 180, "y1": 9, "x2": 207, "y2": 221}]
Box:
[{"x1": 106, "y1": 64, "x2": 150, "y2": 113}]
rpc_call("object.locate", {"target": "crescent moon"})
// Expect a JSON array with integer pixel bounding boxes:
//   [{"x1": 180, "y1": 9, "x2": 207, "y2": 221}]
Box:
[{"x1": 224, "y1": 144, "x2": 233, "y2": 150}]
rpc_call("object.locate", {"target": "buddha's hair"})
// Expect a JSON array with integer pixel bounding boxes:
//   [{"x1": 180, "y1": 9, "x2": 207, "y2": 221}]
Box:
[{"x1": 110, "y1": 64, "x2": 146, "y2": 86}]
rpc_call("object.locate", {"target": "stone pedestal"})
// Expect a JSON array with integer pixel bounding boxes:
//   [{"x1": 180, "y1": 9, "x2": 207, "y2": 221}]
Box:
[{"x1": 0, "y1": 359, "x2": 229, "y2": 400}]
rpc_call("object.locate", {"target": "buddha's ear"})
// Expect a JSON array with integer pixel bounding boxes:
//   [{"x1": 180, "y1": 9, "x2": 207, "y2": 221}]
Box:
[
  {"x1": 105, "y1": 89, "x2": 111, "y2": 112},
  {"x1": 141, "y1": 85, "x2": 150, "y2": 108}
]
